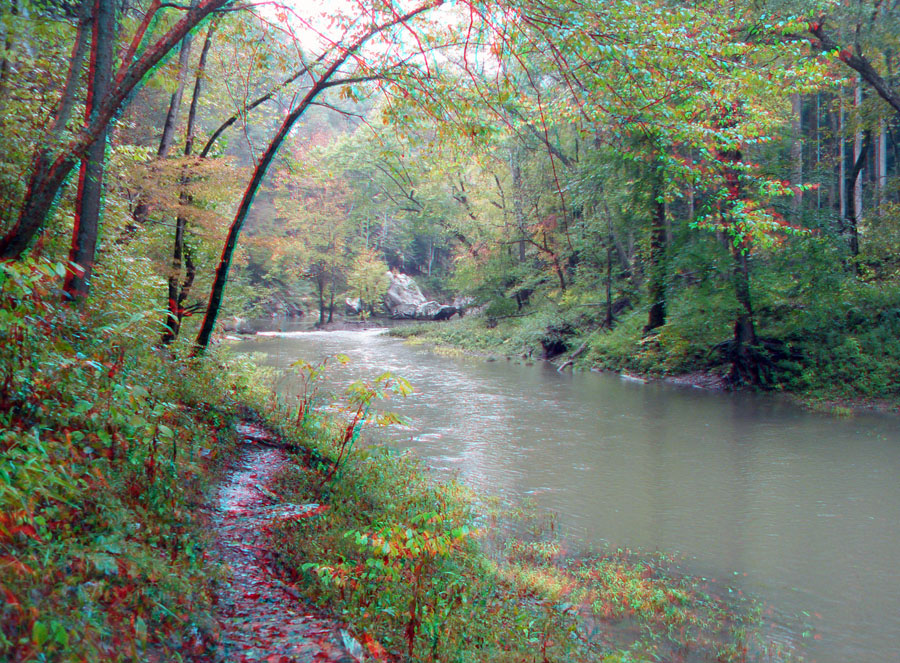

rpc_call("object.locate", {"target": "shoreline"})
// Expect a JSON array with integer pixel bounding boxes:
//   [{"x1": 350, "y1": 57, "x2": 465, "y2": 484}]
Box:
[
  {"x1": 389, "y1": 329, "x2": 900, "y2": 417},
  {"x1": 225, "y1": 318, "x2": 900, "y2": 416}
]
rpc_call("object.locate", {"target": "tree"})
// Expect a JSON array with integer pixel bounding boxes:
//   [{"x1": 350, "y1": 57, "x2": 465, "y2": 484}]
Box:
[
  {"x1": 347, "y1": 248, "x2": 390, "y2": 315},
  {"x1": 193, "y1": 0, "x2": 443, "y2": 351},
  {"x1": 272, "y1": 150, "x2": 354, "y2": 325},
  {"x1": 0, "y1": 0, "x2": 234, "y2": 259},
  {"x1": 162, "y1": 20, "x2": 215, "y2": 344},
  {"x1": 62, "y1": 0, "x2": 115, "y2": 301}
]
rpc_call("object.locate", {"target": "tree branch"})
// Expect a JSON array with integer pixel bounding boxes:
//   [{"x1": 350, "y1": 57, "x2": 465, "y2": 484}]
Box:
[{"x1": 809, "y1": 21, "x2": 900, "y2": 115}]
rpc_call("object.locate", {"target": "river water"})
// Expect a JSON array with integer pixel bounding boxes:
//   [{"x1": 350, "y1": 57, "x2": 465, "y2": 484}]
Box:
[{"x1": 234, "y1": 327, "x2": 900, "y2": 663}]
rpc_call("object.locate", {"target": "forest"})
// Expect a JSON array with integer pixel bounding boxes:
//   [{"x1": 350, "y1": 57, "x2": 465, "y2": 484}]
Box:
[
  {"x1": 2, "y1": 0, "x2": 899, "y2": 661},
  {"x1": 2, "y1": 0, "x2": 899, "y2": 395}
]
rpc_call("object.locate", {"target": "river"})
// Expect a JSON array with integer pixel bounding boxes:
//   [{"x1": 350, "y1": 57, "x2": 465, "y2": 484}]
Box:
[{"x1": 234, "y1": 327, "x2": 900, "y2": 663}]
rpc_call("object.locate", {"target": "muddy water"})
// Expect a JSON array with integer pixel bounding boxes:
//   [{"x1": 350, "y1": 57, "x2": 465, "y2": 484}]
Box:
[{"x1": 235, "y1": 328, "x2": 900, "y2": 663}]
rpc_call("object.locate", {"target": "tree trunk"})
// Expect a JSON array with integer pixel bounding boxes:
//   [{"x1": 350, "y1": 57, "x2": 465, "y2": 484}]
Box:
[
  {"x1": 193, "y1": 1, "x2": 438, "y2": 353},
  {"x1": 852, "y1": 79, "x2": 864, "y2": 248},
  {"x1": 730, "y1": 245, "x2": 758, "y2": 385},
  {"x1": 136, "y1": 0, "x2": 199, "y2": 232},
  {"x1": 846, "y1": 129, "x2": 871, "y2": 261},
  {"x1": 605, "y1": 239, "x2": 613, "y2": 328},
  {"x1": 790, "y1": 93, "x2": 803, "y2": 214},
  {"x1": 63, "y1": 0, "x2": 115, "y2": 301},
  {"x1": 838, "y1": 88, "x2": 846, "y2": 225},
  {"x1": 719, "y1": 140, "x2": 759, "y2": 385},
  {"x1": 157, "y1": 2, "x2": 198, "y2": 157},
  {"x1": 644, "y1": 165, "x2": 667, "y2": 333},
  {"x1": 876, "y1": 119, "x2": 887, "y2": 209},
  {"x1": 511, "y1": 148, "x2": 527, "y2": 262},
  {"x1": 162, "y1": 18, "x2": 212, "y2": 344},
  {"x1": 0, "y1": 0, "x2": 231, "y2": 260},
  {"x1": 176, "y1": 243, "x2": 196, "y2": 328},
  {"x1": 48, "y1": 0, "x2": 92, "y2": 147},
  {"x1": 809, "y1": 24, "x2": 900, "y2": 115}
]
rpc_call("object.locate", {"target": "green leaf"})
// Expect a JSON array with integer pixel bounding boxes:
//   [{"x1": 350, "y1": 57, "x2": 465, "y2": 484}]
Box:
[
  {"x1": 32, "y1": 621, "x2": 49, "y2": 646},
  {"x1": 134, "y1": 616, "x2": 147, "y2": 642},
  {"x1": 89, "y1": 553, "x2": 118, "y2": 576},
  {"x1": 53, "y1": 623, "x2": 69, "y2": 647}
]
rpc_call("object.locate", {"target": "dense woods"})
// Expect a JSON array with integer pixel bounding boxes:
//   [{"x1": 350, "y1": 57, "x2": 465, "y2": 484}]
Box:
[
  {"x1": 3, "y1": 0, "x2": 898, "y2": 396},
  {"x1": 1, "y1": 0, "x2": 899, "y2": 660}
]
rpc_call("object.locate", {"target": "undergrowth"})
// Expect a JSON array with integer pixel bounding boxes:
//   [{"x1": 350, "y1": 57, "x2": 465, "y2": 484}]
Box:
[{"x1": 0, "y1": 257, "x2": 263, "y2": 661}]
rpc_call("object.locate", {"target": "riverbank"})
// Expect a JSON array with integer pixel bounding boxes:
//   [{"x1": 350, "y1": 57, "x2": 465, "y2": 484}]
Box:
[
  {"x1": 238, "y1": 397, "x2": 786, "y2": 663},
  {"x1": 387, "y1": 312, "x2": 900, "y2": 416},
  {"x1": 1, "y1": 305, "x2": 774, "y2": 662},
  {"x1": 0, "y1": 258, "x2": 806, "y2": 662}
]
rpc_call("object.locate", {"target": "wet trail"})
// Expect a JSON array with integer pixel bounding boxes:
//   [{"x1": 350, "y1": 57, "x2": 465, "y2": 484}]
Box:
[{"x1": 209, "y1": 423, "x2": 363, "y2": 663}]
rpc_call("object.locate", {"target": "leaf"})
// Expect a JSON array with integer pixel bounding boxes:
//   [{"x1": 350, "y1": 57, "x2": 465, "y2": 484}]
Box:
[
  {"x1": 88, "y1": 553, "x2": 118, "y2": 576},
  {"x1": 53, "y1": 623, "x2": 69, "y2": 647},
  {"x1": 32, "y1": 620, "x2": 49, "y2": 646},
  {"x1": 131, "y1": 385, "x2": 150, "y2": 400},
  {"x1": 131, "y1": 615, "x2": 148, "y2": 644}
]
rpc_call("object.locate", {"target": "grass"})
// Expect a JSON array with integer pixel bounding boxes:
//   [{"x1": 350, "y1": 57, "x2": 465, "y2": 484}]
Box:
[{"x1": 389, "y1": 316, "x2": 532, "y2": 357}]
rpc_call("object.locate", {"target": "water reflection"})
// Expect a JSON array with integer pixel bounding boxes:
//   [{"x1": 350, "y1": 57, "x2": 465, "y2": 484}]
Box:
[{"x1": 235, "y1": 329, "x2": 900, "y2": 663}]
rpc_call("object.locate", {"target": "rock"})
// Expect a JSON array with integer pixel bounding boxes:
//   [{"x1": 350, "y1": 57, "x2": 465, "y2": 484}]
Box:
[
  {"x1": 390, "y1": 303, "x2": 418, "y2": 319},
  {"x1": 383, "y1": 272, "x2": 461, "y2": 320},
  {"x1": 432, "y1": 305, "x2": 458, "y2": 321},
  {"x1": 345, "y1": 297, "x2": 362, "y2": 315},
  {"x1": 384, "y1": 271, "x2": 427, "y2": 316},
  {"x1": 415, "y1": 301, "x2": 443, "y2": 319}
]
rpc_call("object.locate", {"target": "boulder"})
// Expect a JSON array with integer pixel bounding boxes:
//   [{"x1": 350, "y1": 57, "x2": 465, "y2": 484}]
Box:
[
  {"x1": 345, "y1": 297, "x2": 362, "y2": 315},
  {"x1": 384, "y1": 272, "x2": 427, "y2": 316},
  {"x1": 383, "y1": 272, "x2": 460, "y2": 320},
  {"x1": 390, "y1": 303, "x2": 419, "y2": 319},
  {"x1": 415, "y1": 301, "x2": 443, "y2": 319},
  {"x1": 432, "y1": 305, "x2": 458, "y2": 321}
]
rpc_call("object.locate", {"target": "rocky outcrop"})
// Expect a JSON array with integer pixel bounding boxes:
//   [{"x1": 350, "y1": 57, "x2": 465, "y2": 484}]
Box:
[
  {"x1": 432, "y1": 305, "x2": 458, "y2": 321},
  {"x1": 384, "y1": 272, "x2": 427, "y2": 316},
  {"x1": 382, "y1": 272, "x2": 459, "y2": 321},
  {"x1": 416, "y1": 301, "x2": 442, "y2": 319}
]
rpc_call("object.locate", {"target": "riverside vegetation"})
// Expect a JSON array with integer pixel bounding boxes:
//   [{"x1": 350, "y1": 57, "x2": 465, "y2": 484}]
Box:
[
  {"x1": 388, "y1": 269, "x2": 900, "y2": 412},
  {"x1": 2, "y1": 258, "x2": 795, "y2": 662},
  {"x1": 3, "y1": 0, "x2": 899, "y2": 660}
]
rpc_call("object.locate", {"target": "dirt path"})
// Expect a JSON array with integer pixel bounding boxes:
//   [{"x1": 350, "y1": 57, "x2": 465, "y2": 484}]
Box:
[{"x1": 208, "y1": 422, "x2": 363, "y2": 663}]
